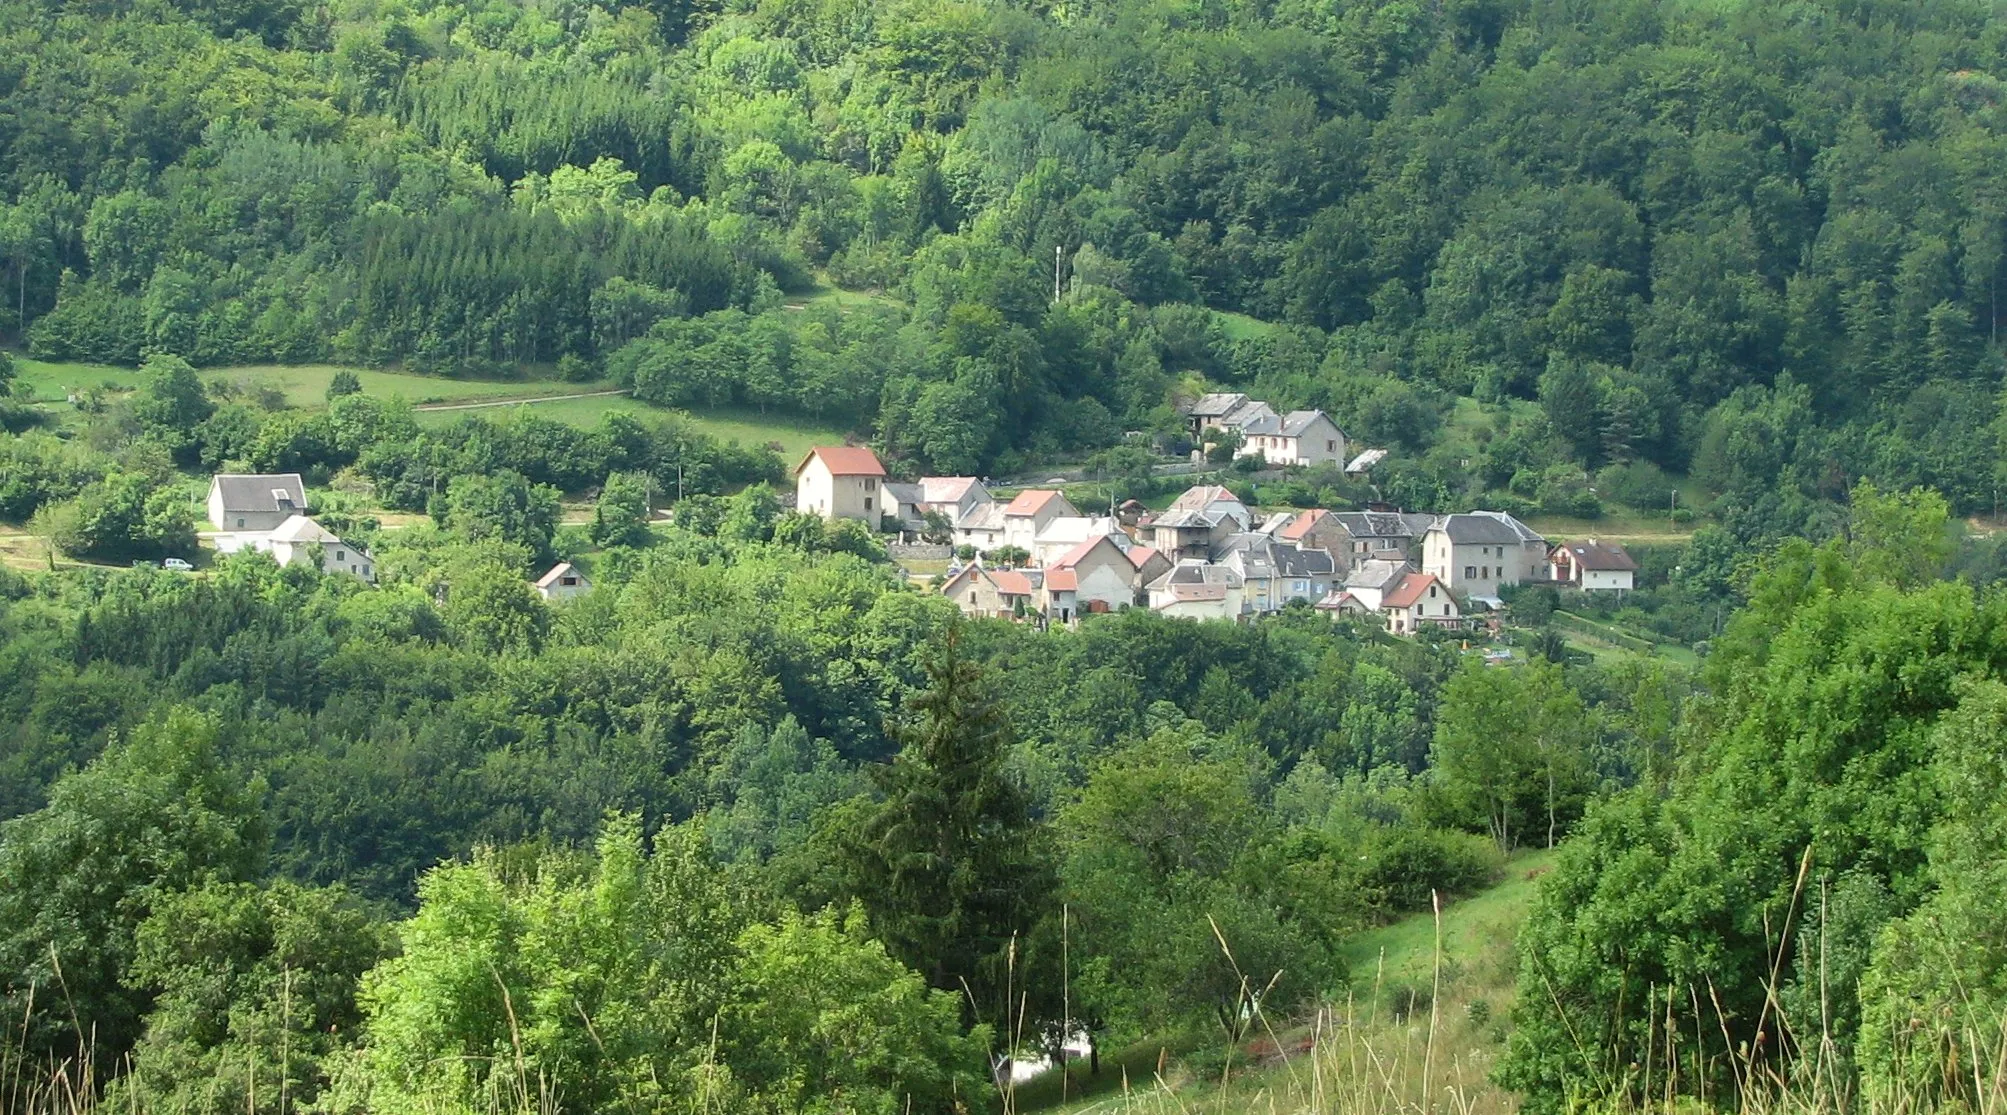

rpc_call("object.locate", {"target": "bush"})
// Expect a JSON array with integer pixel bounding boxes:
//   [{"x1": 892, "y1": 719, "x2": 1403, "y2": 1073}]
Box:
[{"x1": 1354, "y1": 825, "x2": 1502, "y2": 916}]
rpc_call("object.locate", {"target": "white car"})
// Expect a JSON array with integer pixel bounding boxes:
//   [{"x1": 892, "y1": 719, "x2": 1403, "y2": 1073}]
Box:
[{"x1": 162, "y1": 557, "x2": 194, "y2": 571}]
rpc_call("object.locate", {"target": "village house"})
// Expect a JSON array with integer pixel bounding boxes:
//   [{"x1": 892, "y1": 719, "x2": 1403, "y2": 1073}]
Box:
[
  {"x1": 1001, "y1": 489, "x2": 1079, "y2": 553},
  {"x1": 1334, "y1": 557, "x2": 1413, "y2": 612},
  {"x1": 266, "y1": 515, "x2": 374, "y2": 582},
  {"x1": 917, "y1": 477, "x2": 994, "y2": 527},
  {"x1": 1143, "y1": 485, "x2": 1251, "y2": 560},
  {"x1": 940, "y1": 564, "x2": 1037, "y2": 620},
  {"x1": 1216, "y1": 533, "x2": 1335, "y2": 614},
  {"x1": 1313, "y1": 589, "x2": 1374, "y2": 621},
  {"x1": 1329, "y1": 511, "x2": 1433, "y2": 567},
  {"x1": 1146, "y1": 560, "x2": 1244, "y2": 621},
  {"x1": 1233, "y1": 409, "x2": 1347, "y2": 468},
  {"x1": 1041, "y1": 568, "x2": 1078, "y2": 624},
  {"x1": 208, "y1": 473, "x2": 307, "y2": 533},
  {"x1": 794, "y1": 446, "x2": 887, "y2": 523},
  {"x1": 1047, "y1": 534, "x2": 1142, "y2": 615},
  {"x1": 1421, "y1": 511, "x2": 1549, "y2": 605},
  {"x1": 1185, "y1": 392, "x2": 1254, "y2": 441},
  {"x1": 1275, "y1": 509, "x2": 1356, "y2": 569},
  {"x1": 1378, "y1": 572, "x2": 1464, "y2": 635},
  {"x1": 1127, "y1": 545, "x2": 1172, "y2": 591},
  {"x1": 882, "y1": 481, "x2": 928, "y2": 532},
  {"x1": 1550, "y1": 539, "x2": 1639, "y2": 592},
  {"x1": 535, "y1": 561, "x2": 591, "y2": 601},
  {"x1": 1032, "y1": 513, "x2": 1124, "y2": 566}
]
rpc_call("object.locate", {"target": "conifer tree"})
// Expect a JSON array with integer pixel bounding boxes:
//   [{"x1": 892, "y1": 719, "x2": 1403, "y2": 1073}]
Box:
[{"x1": 838, "y1": 623, "x2": 1057, "y2": 1030}]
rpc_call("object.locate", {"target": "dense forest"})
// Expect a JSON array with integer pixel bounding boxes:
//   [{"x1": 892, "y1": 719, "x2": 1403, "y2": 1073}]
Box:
[
  {"x1": 4, "y1": 0, "x2": 2007, "y2": 529},
  {"x1": 5, "y1": 0, "x2": 2007, "y2": 1113}
]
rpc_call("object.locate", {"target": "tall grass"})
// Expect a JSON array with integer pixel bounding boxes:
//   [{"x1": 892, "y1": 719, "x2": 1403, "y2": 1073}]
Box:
[{"x1": 6, "y1": 900, "x2": 2003, "y2": 1115}]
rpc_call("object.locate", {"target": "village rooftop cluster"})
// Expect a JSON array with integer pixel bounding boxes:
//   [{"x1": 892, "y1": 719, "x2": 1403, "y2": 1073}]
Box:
[{"x1": 794, "y1": 438, "x2": 1638, "y2": 637}]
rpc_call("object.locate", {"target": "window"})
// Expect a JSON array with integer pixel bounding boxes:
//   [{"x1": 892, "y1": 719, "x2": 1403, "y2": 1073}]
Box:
[
  {"x1": 561, "y1": 576, "x2": 578, "y2": 587},
  {"x1": 335, "y1": 550, "x2": 345, "y2": 561},
  {"x1": 1481, "y1": 566, "x2": 1490, "y2": 579},
  {"x1": 1327, "y1": 440, "x2": 1336, "y2": 452},
  {"x1": 865, "y1": 497, "x2": 873, "y2": 511},
  {"x1": 1429, "y1": 585, "x2": 1437, "y2": 598},
  {"x1": 236, "y1": 518, "x2": 246, "y2": 528},
  {"x1": 1465, "y1": 565, "x2": 1476, "y2": 579}
]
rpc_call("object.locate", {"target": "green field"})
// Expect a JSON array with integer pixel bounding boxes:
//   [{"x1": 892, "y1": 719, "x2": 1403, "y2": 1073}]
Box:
[
  {"x1": 1212, "y1": 309, "x2": 1279, "y2": 341},
  {"x1": 15, "y1": 357, "x2": 613, "y2": 407},
  {"x1": 1339, "y1": 847, "x2": 1555, "y2": 986},
  {"x1": 411, "y1": 392, "x2": 847, "y2": 459},
  {"x1": 14, "y1": 355, "x2": 848, "y2": 459}
]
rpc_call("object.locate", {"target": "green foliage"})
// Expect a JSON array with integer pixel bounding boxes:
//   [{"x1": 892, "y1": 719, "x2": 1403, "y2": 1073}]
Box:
[
  {"x1": 0, "y1": 709, "x2": 267, "y2": 1066},
  {"x1": 116, "y1": 881, "x2": 390, "y2": 1115},
  {"x1": 54, "y1": 471, "x2": 195, "y2": 561},
  {"x1": 590, "y1": 470, "x2": 654, "y2": 549},
  {"x1": 832, "y1": 626, "x2": 1056, "y2": 1028},
  {"x1": 442, "y1": 470, "x2": 562, "y2": 564},
  {"x1": 1500, "y1": 545, "x2": 2004, "y2": 1111},
  {"x1": 1428, "y1": 659, "x2": 1592, "y2": 853},
  {"x1": 1857, "y1": 680, "x2": 2007, "y2": 1101}
]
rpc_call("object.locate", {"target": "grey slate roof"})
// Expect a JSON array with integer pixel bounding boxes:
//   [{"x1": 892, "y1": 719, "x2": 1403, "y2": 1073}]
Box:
[
  {"x1": 1344, "y1": 558, "x2": 1412, "y2": 592},
  {"x1": 1433, "y1": 513, "x2": 1536, "y2": 546},
  {"x1": 211, "y1": 473, "x2": 306, "y2": 514},
  {"x1": 1188, "y1": 392, "x2": 1250, "y2": 418},
  {"x1": 1279, "y1": 410, "x2": 1334, "y2": 437},
  {"x1": 1276, "y1": 544, "x2": 1334, "y2": 578},
  {"x1": 883, "y1": 482, "x2": 925, "y2": 508},
  {"x1": 1332, "y1": 511, "x2": 1420, "y2": 540}
]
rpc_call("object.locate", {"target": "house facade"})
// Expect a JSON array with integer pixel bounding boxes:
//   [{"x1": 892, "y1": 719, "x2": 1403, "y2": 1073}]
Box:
[
  {"x1": 1380, "y1": 572, "x2": 1463, "y2": 635},
  {"x1": 794, "y1": 446, "x2": 887, "y2": 523},
  {"x1": 1235, "y1": 410, "x2": 1347, "y2": 468},
  {"x1": 1551, "y1": 539, "x2": 1638, "y2": 592},
  {"x1": 941, "y1": 564, "x2": 1036, "y2": 619},
  {"x1": 1421, "y1": 512, "x2": 1548, "y2": 604},
  {"x1": 1146, "y1": 560, "x2": 1244, "y2": 621},
  {"x1": 1000, "y1": 489, "x2": 1079, "y2": 552},
  {"x1": 535, "y1": 561, "x2": 592, "y2": 601},
  {"x1": 1217, "y1": 534, "x2": 1335, "y2": 614},
  {"x1": 917, "y1": 477, "x2": 993, "y2": 527},
  {"x1": 1049, "y1": 534, "x2": 1141, "y2": 614},
  {"x1": 267, "y1": 515, "x2": 373, "y2": 582},
  {"x1": 208, "y1": 473, "x2": 307, "y2": 532}
]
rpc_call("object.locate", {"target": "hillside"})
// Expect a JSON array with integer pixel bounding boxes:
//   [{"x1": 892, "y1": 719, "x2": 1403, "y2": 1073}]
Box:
[{"x1": 1017, "y1": 851, "x2": 1556, "y2": 1115}]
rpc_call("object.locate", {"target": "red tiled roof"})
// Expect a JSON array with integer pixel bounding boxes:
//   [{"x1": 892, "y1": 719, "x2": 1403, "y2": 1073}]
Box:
[
  {"x1": 1382, "y1": 572, "x2": 1448, "y2": 610},
  {"x1": 1052, "y1": 534, "x2": 1120, "y2": 569},
  {"x1": 1045, "y1": 569, "x2": 1078, "y2": 592},
  {"x1": 1003, "y1": 489, "x2": 1064, "y2": 516},
  {"x1": 1128, "y1": 546, "x2": 1161, "y2": 569},
  {"x1": 1278, "y1": 509, "x2": 1328, "y2": 540},
  {"x1": 991, "y1": 570, "x2": 1035, "y2": 596},
  {"x1": 795, "y1": 446, "x2": 886, "y2": 477}
]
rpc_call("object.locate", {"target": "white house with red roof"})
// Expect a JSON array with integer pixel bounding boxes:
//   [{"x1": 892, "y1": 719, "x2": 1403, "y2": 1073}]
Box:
[
  {"x1": 794, "y1": 446, "x2": 887, "y2": 523},
  {"x1": 1550, "y1": 539, "x2": 1638, "y2": 592},
  {"x1": 1000, "y1": 489, "x2": 1078, "y2": 552},
  {"x1": 1048, "y1": 534, "x2": 1141, "y2": 615},
  {"x1": 1379, "y1": 572, "x2": 1464, "y2": 635}
]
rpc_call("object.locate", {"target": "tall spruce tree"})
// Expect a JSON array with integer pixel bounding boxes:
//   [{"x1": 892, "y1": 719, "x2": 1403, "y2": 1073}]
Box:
[{"x1": 838, "y1": 624, "x2": 1057, "y2": 1031}]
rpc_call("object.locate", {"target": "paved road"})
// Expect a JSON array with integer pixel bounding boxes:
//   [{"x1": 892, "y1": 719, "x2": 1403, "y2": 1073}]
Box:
[{"x1": 413, "y1": 388, "x2": 629, "y2": 412}]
